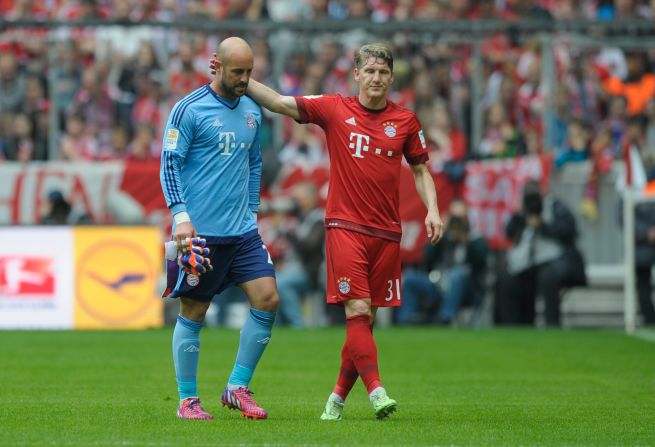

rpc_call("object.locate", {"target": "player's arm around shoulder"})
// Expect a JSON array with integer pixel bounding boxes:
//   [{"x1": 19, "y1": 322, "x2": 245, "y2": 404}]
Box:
[{"x1": 247, "y1": 78, "x2": 300, "y2": 121}]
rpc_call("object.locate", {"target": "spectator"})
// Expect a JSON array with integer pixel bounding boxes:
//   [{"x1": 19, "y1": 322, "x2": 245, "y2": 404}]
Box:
[
  {"x1": 303, "y1": 0, "x2": 329, "y2": 20},
  {"x1": 70, "y1": 64, "x2": 116, "y2": 149},
  {"x1": 0, "y1": 52, "x2": 26, "y2": 114},
  {"x1": 131, "y1": 72, "x2": 166, "y2": 144},
  {"x1": 5, "y1": 0, "x2": 47, "y2": 20},
  {"x1": 271, "y1": 181, "x2": 325, "y2": 327},
  {"x1": 96, "y1": 0, "x2": 155, "y2": 61},
  {"x1": 20, "y1": 74, "x2": 49, "y2": 160},
  {"x1": 40, "y1": 190, "x2": 91, "y2": 225},
  {"x1": 501, "y1": 0, "x2": 553, "y2": 20},
  {"x1": 632, "y1": 200, "x2": 655, "y2": 325},
  {"x1": 108, "y1": 125, "x2": 129, "y2": 159},
  {"x1": 554, "y1": 118, "x2": 591, "y2": 169},
  {"x1": 278, "y1": 122, "x2": 326, "y2": 170},
  {"x1": 597, "y1": 51, "x2": 655, "y2": 116},
  {"x1": 266, "y1": 0, "x2": 309, "y2": 21},
  {"x1": 40, "y1": 190, "x2": 73, "y2": 225},
  {"x1": 5, "y1": 113, "x2": 35, "y2": 161},
  {"x1": 548, "y1": 85, "x2": 572, "y2": 152},
  {"x1": 110, "y1": 41, "x2": 161, "y2": 130},
  {"x1": 399, "y1": 198, "x2": 488, "y2": 325},
  {"x1": 0, "y1": 112, "x2": 10, "y2": 159},
  {"x1": 600, "y1": 95, "x2": 628, "y2": 157},
  {"x1": 562, "y1": 52, "x2": 601, "y2": 125},
  {"x1": 426, "y1": 100, "x2": 468, "y2": 181},
  {"x1": 58, "y1": 112, "x2": 100, "y2": 161},
  {"x1": 496, "y1": 180, "x2": 587, "y2": 327},
  {"x1": 52, "y1": 42, "x2": 82, "y2": 117},
  {"x1": 642, "y1": 99, "x2": 655, "y2": 179},
  {"x1": 126, "y1": 123, "x2": 159, "y2": 161},
  {"x1": 580, "y1": 127, "x2": 615, "y2": 221},
  {"x1": 479, "y1": 102, "x2": 526, "y2": 158},
  {"x1": 169, "y1": 41, "x2": 211, "y2": 103}
]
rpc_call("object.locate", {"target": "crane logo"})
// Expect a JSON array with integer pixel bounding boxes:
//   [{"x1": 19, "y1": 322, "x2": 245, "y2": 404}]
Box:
[{"x1": 76, "y1": 240, "x2": 156, "y2": 326}]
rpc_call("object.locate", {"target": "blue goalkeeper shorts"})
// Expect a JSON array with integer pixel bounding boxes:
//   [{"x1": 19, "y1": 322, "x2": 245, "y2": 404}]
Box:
[{"x1": 163, "y1": 229, "x2": 276, "y2": 302}]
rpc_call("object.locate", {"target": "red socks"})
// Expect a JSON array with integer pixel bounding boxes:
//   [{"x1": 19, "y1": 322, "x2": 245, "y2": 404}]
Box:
[
  {"x1": 333, "y1": 343, "x2": 358, "y2": 399},
  {"x1": 336, "y1": 315, "x2": 381, "y2": 395}
]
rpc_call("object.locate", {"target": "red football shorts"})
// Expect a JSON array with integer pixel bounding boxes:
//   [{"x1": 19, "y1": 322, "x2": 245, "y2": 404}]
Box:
[{"x1": 325, "y1": 228, "x2": 402, "y2": 307}]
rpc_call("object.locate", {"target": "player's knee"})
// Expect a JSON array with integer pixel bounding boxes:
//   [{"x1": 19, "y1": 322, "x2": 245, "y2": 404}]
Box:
[
  {"x1": 345, "y1": 299, "x2": 372, "y2": 318},
  {"x1": 255, "y1": 289, "x2": 280, "y2": 313},
  {"x1": 180, "y1": 298, "x2": 211, "y2": 322}
]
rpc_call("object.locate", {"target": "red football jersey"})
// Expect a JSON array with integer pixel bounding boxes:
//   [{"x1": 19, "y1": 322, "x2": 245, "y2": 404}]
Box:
[{"x1": 295, "y1": 94, "x2": 429, "y2": 240}]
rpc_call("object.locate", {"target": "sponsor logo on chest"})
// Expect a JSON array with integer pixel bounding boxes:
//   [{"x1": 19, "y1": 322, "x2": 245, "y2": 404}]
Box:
[{"x1": 348, "y1": 130, "x2": 398, "y2": 159}]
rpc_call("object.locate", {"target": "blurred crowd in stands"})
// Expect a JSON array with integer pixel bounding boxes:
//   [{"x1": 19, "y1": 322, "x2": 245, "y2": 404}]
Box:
[{"x1": 2, "y1": 0, "x2": 655, "y2": 326}]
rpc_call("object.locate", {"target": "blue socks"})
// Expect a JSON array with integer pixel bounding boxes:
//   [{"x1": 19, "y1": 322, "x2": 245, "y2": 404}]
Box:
[
  {"x1": 172, "y1": 314, "x2": 203, "y2": 402},
  {"x1": 227, "y1": 308, "x2": 276, "y2": 387}
]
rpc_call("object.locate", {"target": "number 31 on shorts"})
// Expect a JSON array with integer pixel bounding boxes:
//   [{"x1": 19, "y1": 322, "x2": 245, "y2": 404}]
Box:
[{"x1": 385, "y1": 278, "x2": 401, "y2": 301}]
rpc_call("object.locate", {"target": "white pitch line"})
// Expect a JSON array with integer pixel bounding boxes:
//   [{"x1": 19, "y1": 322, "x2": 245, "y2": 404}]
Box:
[{"x1": 632, "y1": 329, "x2": 655, "y2": 343}]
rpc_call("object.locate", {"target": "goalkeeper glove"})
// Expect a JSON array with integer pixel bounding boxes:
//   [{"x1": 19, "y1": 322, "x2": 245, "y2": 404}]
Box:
[{"x1": 177, "y1": 237, "x2": 214, "y2": 276}]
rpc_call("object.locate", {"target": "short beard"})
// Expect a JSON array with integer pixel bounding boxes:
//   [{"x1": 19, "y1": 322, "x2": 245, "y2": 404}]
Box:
[{"x1": 220, "y1": 79, "x2": 246, "y2": 99}]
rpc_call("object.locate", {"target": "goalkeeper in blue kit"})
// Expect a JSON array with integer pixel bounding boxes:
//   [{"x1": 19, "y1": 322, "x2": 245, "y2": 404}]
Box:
[{"x1": 160, "y1": 37, "x2": 279, "y2": 421}]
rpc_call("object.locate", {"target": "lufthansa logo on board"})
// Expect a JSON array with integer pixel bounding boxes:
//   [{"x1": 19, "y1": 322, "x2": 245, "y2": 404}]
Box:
[{"x1": 77, "y1": 241, "x2": 156, "y2": 325}]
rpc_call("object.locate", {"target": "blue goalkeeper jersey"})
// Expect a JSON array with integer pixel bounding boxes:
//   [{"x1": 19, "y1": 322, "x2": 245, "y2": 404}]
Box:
[{"x1": 160, "y1": 84, "x2": 262, "y2": 239}]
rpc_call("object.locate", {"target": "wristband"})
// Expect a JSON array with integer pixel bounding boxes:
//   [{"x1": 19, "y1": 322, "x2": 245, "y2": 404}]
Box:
[{"x1": 174, "y1": 211, "x2": 191, "y2": 225}]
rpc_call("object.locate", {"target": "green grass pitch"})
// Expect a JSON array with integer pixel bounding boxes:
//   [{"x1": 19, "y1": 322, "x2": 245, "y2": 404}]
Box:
[{"x1": 1, "y1": 327, "x2": 654, "y2": 446}]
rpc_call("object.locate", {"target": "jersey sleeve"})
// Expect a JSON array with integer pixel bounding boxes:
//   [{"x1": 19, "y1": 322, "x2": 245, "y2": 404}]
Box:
[
  {"x1": 159, "y1": 102, "x2": 195, "y2": 214},
  {"x1": 248, "y1": 126, "x2": 263, "y2": 213},
  {"x1": 403, "y1": 115, "x2": 429, "y2": 165},
  {"x1": 293, "y1": 94, "x2": 340, "y2": 127}
]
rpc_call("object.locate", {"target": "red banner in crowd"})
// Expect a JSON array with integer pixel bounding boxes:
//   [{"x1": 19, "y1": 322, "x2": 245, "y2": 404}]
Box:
[
  {"x1": 0, "y1": 162, "x2": 125, "y2": 224},
  {"x1": 464, "y1": 155, "x2": 552, "y2": 249},
  {"x1": 0, "y1": 157, "x2": 552, "y2": 256}
]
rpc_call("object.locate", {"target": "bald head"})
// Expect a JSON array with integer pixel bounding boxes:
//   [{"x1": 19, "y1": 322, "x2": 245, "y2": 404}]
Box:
[
  {"x1": 212, "y1": 37, "x2": 254, "y2": 100},
  {"x1": 217, "y1": 37, "x2": 253, "y2": 65}
]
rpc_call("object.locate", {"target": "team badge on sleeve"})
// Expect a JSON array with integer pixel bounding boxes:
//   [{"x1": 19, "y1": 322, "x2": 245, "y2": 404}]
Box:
[
  {"x1": 337, "y1": 277, "x2": 352, "y2": 294},
  {"x1": 165, "y1": 128, "x2": 179, "y2": 150},
  {"x1": 418, "y1": 130, "x2": 427, "y2": 149}
]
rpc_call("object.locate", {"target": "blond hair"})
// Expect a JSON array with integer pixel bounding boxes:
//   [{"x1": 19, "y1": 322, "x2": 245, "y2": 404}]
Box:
[{"x1": 353, "y1": 43, "x2": 393, "y2": 71}]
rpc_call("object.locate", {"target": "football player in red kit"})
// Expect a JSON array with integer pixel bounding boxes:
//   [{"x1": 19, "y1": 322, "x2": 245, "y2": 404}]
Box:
[{"x1": 242, "y1": 43, "x2": 443, "y2": 419}]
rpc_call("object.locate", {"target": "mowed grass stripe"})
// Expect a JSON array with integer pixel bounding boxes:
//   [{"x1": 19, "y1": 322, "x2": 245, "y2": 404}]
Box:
[{"x1": 0, "y1": 328, "x2": 653, "y2": 446}]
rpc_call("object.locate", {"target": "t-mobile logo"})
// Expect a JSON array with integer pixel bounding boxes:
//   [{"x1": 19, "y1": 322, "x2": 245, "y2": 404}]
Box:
[
  {"x1": 218, "y1": 131, "x2": 236, "y2": 156},
  {"x1": 219, "y1": 132, "x2": 249, "y2": 156},
  {"x1": 349, "y1": 132, "x2": 370, "y2": 158},
  {"x1": 348, "y1": 132, "x2": 394, "y2": 159}
]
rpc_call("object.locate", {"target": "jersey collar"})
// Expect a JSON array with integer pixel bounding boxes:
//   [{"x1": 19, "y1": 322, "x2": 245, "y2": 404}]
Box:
[
  {"x1": 205, "y1": 84, "x2": 241, "y2": 109},
  {"x1": 356, "y1": 98, "x2": 389, "y2": 114}
]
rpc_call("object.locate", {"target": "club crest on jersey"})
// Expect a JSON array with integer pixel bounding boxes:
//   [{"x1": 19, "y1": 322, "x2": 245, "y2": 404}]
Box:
[
  {"x1": 245, "y1": 113, "x2": 256, "y2": 129},
  {"x1": 337, "y1": 277, "x2": 352, "y2": 295},
  {"x1": 383, "y1": 121, "x2": 397, "y2": 137},
  {"x1": 186, "y1": 274, "x2": 200, "y2": 287}
]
